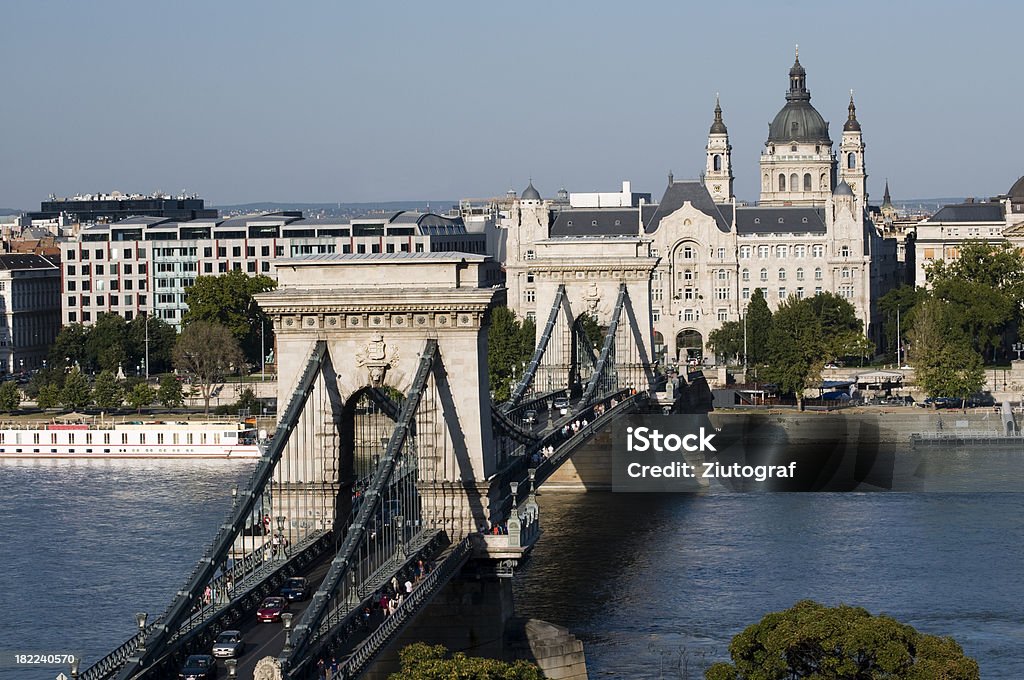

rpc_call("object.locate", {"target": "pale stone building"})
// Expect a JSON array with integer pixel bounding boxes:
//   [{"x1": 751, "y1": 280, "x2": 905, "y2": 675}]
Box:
[
  {"x1": 502, "y1": 54, "x2": 899, "y2": 365},
  {"x1": 912, "y1": 176, "x2": 1024, "y2": 286}
]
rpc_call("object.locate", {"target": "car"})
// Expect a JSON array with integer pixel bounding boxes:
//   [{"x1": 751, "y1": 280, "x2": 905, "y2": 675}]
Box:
[
  {"x1": 522, "y1": 410, "x2": 537, "y2": 425},
  {"x1": 823, "y1": 363, "x2": 841, "y2": 370},
  {"x1": 553, "y1": 397, "x2": 569, "y2": 416},
  {"x1": 256, "y1": 596, "x2": 289, "y2": 623},
  {"x1": 179, "y1": 654, "x2": 217, "y2": 680},
  {"x1": 280, "y1": 577, "x2": 310, "y2": 602},
  {"x1": 211, "y1": 630, "x2": 245, "y2": 659}
]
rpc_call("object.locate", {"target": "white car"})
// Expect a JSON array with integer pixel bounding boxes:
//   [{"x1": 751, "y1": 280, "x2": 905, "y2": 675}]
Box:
[
  {"x1": 553, "y1": 397, "x2": 570, "y2": 416},
  {"x1": 211, "y1": 630, "x2": 245, "y2": 658}
]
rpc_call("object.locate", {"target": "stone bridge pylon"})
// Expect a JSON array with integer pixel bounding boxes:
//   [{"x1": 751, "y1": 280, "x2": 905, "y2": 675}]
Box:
[{"x1": 256, "y1": 253, "x2": 505, "y2": 540}]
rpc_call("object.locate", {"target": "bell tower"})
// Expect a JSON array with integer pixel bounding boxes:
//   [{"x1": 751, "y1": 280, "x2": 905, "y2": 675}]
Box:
[
  {"x1": 838, "y1": 91, "x2": 867, "y2": 207},
  {"x1": 705, "y1": 95, "x2": 734, "y2": 203}
]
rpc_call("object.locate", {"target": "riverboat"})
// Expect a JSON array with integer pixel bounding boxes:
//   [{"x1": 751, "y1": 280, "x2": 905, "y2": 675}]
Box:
[{"x1": 0, "y1": 419, "x2": 263, "y2": 459}]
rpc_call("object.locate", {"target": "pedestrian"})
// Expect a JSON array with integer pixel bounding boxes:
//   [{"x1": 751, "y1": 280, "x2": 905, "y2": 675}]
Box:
[
  {"x1": 317, "y1": 658, "x2": 326, "y2": 680},
  {"x1": 203, "y1": 585, "x2": 212, "y2": 605},
  {"x1": 330, "y1": 657, "x2": 339, "y2": 679},
  {"x1": 405, "y1": 579, "x2": 413, "y2": 594}
]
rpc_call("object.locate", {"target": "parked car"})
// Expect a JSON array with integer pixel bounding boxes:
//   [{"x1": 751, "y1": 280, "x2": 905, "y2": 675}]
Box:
[
  {"x1": 966, "y1": 394, "x2": 996, "y2": 408},
  {"x1": 179, "y1": 654, "x2": 217, "y2": 680},
  {"x1": 280, "y1": 577, "x2": 310, "y2": 602},
  {"x1": 211, "y1": 630, "x2": 245, "y2": 658},
  {"x1": 256, "y1": 596, "x2": 289, "y2": 623}
]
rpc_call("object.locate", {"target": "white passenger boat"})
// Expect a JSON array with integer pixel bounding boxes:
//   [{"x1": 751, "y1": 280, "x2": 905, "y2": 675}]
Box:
[{"x1": 0, "y1": 419, "x2": 264, "y2": 459}]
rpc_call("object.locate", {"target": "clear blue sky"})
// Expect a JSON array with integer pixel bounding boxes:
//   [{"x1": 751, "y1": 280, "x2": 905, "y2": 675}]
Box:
[{"x1": 2, "y1": 0, "x2": 1021, "y2": 209}]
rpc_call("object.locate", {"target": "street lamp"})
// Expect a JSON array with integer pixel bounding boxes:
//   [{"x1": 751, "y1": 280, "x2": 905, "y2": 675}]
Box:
[
  {"x1": 1014, "y1": 343, "x2": 1024, "y2": 361},
  {"x1": 70, "y1": 657, "x2": 80, "y2": 680},
  {"x1": 225, "y1": 659, "x2": 238, "y2": 678},
  {"x1": 281, "y1": 612, "x2": 294, "y2": 653},
  {"x1": 276, "y1": 515, "x2": 287, "y2": 557},
  {"x1": 134, "y1": 612, "x2": 148, "y2": 653}
]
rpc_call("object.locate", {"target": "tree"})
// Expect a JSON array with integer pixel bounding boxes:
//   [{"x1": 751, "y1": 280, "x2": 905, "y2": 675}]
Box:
[
  {"x1": 36, "y1": 383, "x2": 61, "y2": 409},
  {"x1": 576, "y1": 312, "x2": 604, "y2": 352},
  {"x1": 0, "y1": 381, "x2": 21, "y2": 412},
  {"x1": 390, "y1": 643, "x2": 543, "y2": 680},
  {"x1": 158, "y1": 375, "x2": 185, "y2": 409},
  {"x1": 708, "y1": 320, "x2": 744, "y2": 364},
  {"x1": 92, "y1": 370, "x2": 123, "y2": 410},
  {"x1": 744, "y1": 288, "x2": 773, "y2": 366},
  {"x1": 49, "y1": 323, "x2": 90, "y2": 370},
  {"x1": 60, "y1": 369, "x2": 92, "y2": 410},
  {"x1": 126, "y1": 383, "x2": 156, "y2": 413},
  {"x1": 173, "y1": 321, "x2": 245, "y2": 413},
  {"x1": 878, "y1": 285, "x2": 926, "y2": 358},
  {"x1": 127, "y1": 315, "x2": 177, "y2": 374},
  {"x1": 762, "y1": 296, "x2": 824, "y2": 408},
  {"x1": 705, "y1": 600, "x2": 979, "y2": 680},
  {"x1": 86, "y1": 313, "x2": 130, "y2": 372},
  {"x1": 182, "y1": 269, "x2": 277, "y2": 366},
  {"x1": 26, "y1": 366, "x2": 64, "y2": 400},
  {"x1": 909, "y1": 297, "x2": 986, "y2": 401},
  {"x1": 487, "y1": 307, "x2": 536, "y2": 402},
  {"x1": 925, "y1": 241, "x2": 1024, "y2": 360}
]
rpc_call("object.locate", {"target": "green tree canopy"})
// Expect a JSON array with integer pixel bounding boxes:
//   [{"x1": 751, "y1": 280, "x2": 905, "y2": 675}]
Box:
[
  {"x1": 158, "y1": 375, "x2": 185, "y2": 409},
  {"x1": 37, "y1": 383, "x2": 61, "y2": 409},
  {"x1": 487, "y1": 307, "x2": 536, "y2": 402},
  {"x1": 576, "y1": 311, "x2": 604, "y2": 352},
  {"x1": 182, "y1": 269, "x2": 277, "y2": 366},
  {"x1": 706, "y1": 600, "x2": 979, "y2": 680},
  {"x1": 85, "y1": 313, "x2": 130, "y2": 372},
  {"x1": 60, "y1": 369, "x2": 92, "y2": 410},
  {"x1": 173, "y1": 321, "x2": 245, "y2": 413},
  {"x1": 49, "y1": 323, "x2": 90, "y2": 370},
  {"x1": 389, "y1": 643, "x2": 543, "y2": 680},
  {"x1": 925, "y1": 241, "x2": 1024, "y2": 359},
  {"x1": 762, "y1": 296, "x2": 824, "y2": 406},
  {"x1": 708, "y1": 320, "x2": 744, "y2": 364},
  {"x1": 0, "y1": 381, "x2": 21, "y2": 412},
  {"x1": 92, "y1": 370, "x2": 124, "y2": 410},
  {"x1": 127, "y1": 315, "x2": 177, "y2": 374},
  {"x1": 909, "y1": 297, "x2": 985, "y2": 400},
  {"x1": 127, "y1": 382, "x2": 156, "y2": 413},
  {"x1": 744, "y1": 288, "x2": 773, "y2": 366},
  {"x1": 878, "y1": 285, "x2": 926, "y2": 358}
]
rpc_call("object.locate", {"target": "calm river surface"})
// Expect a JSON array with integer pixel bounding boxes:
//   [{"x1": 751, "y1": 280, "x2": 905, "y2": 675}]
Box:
[{"x1": 2, "y1": 461, "x2": 1022, "y2": 678}]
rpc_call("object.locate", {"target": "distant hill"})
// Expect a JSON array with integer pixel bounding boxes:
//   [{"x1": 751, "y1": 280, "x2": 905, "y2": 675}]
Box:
[{"x1": 0, "y1": 208, "x2": 22, "y2": 216}]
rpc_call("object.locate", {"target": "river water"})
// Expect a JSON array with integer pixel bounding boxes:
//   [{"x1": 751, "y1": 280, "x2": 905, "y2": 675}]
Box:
[{"x1": 2, "y1": 460, "x2": 1022, "y2": 678}]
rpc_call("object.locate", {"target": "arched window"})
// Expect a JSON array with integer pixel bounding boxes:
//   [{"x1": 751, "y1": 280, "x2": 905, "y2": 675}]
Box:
[
  {"x1": 760, "y1": 268, "x2": 768, "y2": 282},
  {"x1": 840, "y1": 245, "x2": 850, "y2": 257},
  {"x1": 741, "y1": 268, "x2": 750, "y2": 281},
  {"x1": 790, "y1": 174, "x2": 798, "y2": 191},
  {"x1": 713, "y1": 155, "x2": 722, "y2": 172},
  {"x1": 803, "y1": 173, "x2": 812, "y2": 191},
  {"x1": 778, "y1": 268, "x2": 786, "y2": 281},
  {"x1": 814, "y1": 267, "x2": 822, "y2": 280},
  {"x1": 847, "y1": 152, "x2": 856, "y2": 169},
  {"x1": 796, "y1": 267, "x2": 804, "y2": 281},
  {"x1": 778, "y1": 174, "x2": 786, "y2": 191}
]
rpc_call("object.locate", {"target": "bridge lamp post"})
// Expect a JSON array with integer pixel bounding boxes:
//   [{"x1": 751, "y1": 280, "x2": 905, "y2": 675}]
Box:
[
  {"x1": 1014, "y1": 342, "x2": 1024, "y2": 361},
  {"x1": 225, "y1": 658, "x2": 237, "y2": 678},
  {"x1": 69, "y1": 657, "x2": 80, "y2": 680},
  {"x1": 393, "y1": 515, "x2": 405, "y2": 557},
  {"x1": 134, "y1": 612, "x2": 148, "y2": 653},
  {"x1": 276, "y1": 516, "x2": 287, "y2": 558},
  {"x1": 281, "y1": 612, "x2": 294, "y2": 654}
]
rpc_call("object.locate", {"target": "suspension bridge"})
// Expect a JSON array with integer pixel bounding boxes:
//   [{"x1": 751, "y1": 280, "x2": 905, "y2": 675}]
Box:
[{"x1": 79, "y1": 250, "x2": 659, "y2": 680}]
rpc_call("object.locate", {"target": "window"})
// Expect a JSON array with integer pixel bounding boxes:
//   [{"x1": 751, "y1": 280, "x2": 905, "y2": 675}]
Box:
[
  {"x1": 67, "y1": 265, "x2": 76, "y2": 276},
  {"x1": 814, "y1": 267, "x2": 822, "y2": 280},
  {"x1": 218, "y1": 262, "x2": 228, "y2": 272},
  {"x1": 717, "y1": 308, "x2": 728, "y2": 322},
  {"x1": 262, "y1": 245, "x2": 270, "y2": 256},
  {"x1": 717, "y1": 269, "x2": 727, "y2": 281},
  {"x1": 683, "y1": 269, "x2": 693, "y2": 281},
  {"x1": 246, "y1": 246, "x2": 255, "y2": 256},
  {"x1": 840, "y1": 245, "x2": 850, "y2": 257},
  {"x1": 760, "y1": 268, "x2": 768, "y2": 282},
  {"x1": 758, "y1": 245, "x2": 769, "y2": 258},
  {"x1": 67, "y1": 281, "x2": 76, "y2": 291},
  {"x1": 790, "y1": 173, "x2": 798, "y2": 190},
  {"x1": 740, "y1": 245, "x2": 751, "y2": 259},
  {"x1": 847, "y1": 152, "x2": 856, "y2": 169},
  {"x1": 812, "y1": 244, "x2": 824, "y2": 258},
  {"x1": 204, "y1": 247, "x2": 212, "y2": 257},
  {"x1": 742, "y1": 287, "x2": 750, "y2": 300},
  {"x1": 713, "y1": 154, "x2": 722, "y2": 171},
  {"x1": 276, "y1": 246, "x2": 284, "y2": 256},
  {"x1": 815, "y1": 286, "x2": 823, "y2": 295},
  {"x1": 803, "y1": 173, "x2": 812, "y2": 191},
  {"x1": 682, "y1": 246, "x2": 694, "y2": 259},
  {"x1": 778, "y1": 268, "x2": 786, "y2": 281},
  {"x1": 741, "y1": 268, "x2": 750, "y2": 281},
  {"x1": 715, "y1": 287, "x2": 729, "y2": 300},
  {"x1": 841, "y1": 267, "x2": 851, "y2": 279},
  {"x1": 217, "y1": 247, "x2": 226, "y2": 257},
  {"x1": 717, "y1": 247, "x2": 725, "y2": 259},
  {"x1": 67, "y1": 296, "x2": 75, "y2": 306},
  {"x1": 682, "y1": 309, "x2": 696, "y2": 322},
  {"x1": 247, "y1": 262, "x2": 256, "y2": 272},
  {"x1": 778, "y1": 287, "x2": 786, "y2": 300},
  {"x1": 652, "y1": 308, "x2": 661, "y2": 322},
  {"x1": 795, "y1": 244, "x2": 806, "y2": 258},
  {"x1": 526, "y1": 272, "x2": 535, "y2": 284},
  {"x1": 796, "y1": 267, "x2": 804, "y2": 281},
  {"x1": 684, "y1": 288, "x2": 694, "y2": 300},
  {"x1": 776, "y1": 245, "x2": 788, "y2": 258},
  {"x1": 778, "y1": 174, "x2": 786, "y2": 191},
  {"x1": 94, "y1": 248, "x2": 103, "y2": 259},
  {"x1": 524, "y1": 290, "x2": 535, "y2": 303},
  {"x1": 204, "y1": 263, "x2": 213, "y2": 273},
  {"x1": 652, "y1": 287, "x2": 663, "y2": 301},
  {"x1": 796, "y1": 287, "x2": 805, "y2": 299},
  {"x1": 232, "y1": 246, "x2": 241, "y2": 257},
  {"x1": 124, "y1": 295, "x2": 133, "y2": 305},
  {"x1": 525, "y1": 249, "x2": 535, "y2": 261}
]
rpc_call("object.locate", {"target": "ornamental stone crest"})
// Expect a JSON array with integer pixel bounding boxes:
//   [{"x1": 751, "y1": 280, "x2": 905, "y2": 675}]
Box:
[
  {"x1": 583, "y1": 281, "x2": 601, "y2": 313},
  {"x1": 254, "y1": 657, "x2": 282, "y2": 680},
  {"x1": 355, "y1": 332, "x2": 399, "y2": 387}
]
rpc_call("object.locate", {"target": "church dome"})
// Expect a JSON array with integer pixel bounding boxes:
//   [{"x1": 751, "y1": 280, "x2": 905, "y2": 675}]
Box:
[
  {"x1": 834, "y1": 180, "x2": 854, "y2": 197},
  {"x1": 767, "y1": 54, "x2": 831, "y2": 144},
  {"x1": 521, "y1": 181, "x2": 541, "y2": 201},
  {"x1": 709, "y1": 96, "x2": 728, "y2": 134},
  {"x1": 1008, "y1": 175, "x2": 1024, "y2": 201}
]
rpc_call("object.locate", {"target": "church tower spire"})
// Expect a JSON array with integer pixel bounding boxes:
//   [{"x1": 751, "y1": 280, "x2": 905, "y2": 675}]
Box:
[
  {"x1": 838, "y1": 90, "x2": 867, "y2": 207},
  {"x1": 705, "y1": 94, "x2": 734, "y2": 202}
]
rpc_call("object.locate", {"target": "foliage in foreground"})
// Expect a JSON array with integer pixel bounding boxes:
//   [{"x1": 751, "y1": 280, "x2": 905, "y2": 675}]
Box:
[
  {"x1": 488, "y1": 307, "x2": 537, "y2": 402},
  {"x1": 705, "y1": 600, "x2": 979, "y2": 680},
  {"x1": 390, "y1": 643, "x2": 543, "y2": 680}
]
